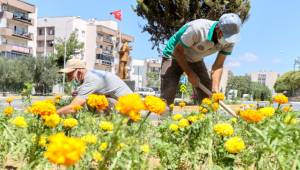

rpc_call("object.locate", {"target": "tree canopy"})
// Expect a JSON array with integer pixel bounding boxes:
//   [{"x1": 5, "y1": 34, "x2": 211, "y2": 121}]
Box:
[{"x1": 135, "y1": 0, "x2": 251, "y2": 51}]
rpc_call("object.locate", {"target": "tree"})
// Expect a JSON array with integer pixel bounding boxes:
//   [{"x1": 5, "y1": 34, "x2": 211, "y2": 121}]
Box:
[
  {"x1": 146, "y1": 72, "x2": 160, "y2": 88},
  {"x1": 135, "y1": 0, "x2": 251, "y2": 50},
  {"x1": 226, "y1": 75, "x2": 251, "y2": 98},
  {"x1": 250, "y1": 82, "x2": 271, "y2": 101},
  {"x1": 54, "y1": 31, "x2": 84, "y2": 68},
  {"x1": 274, "y1": 71, "x2": 300, "y2": 96}
]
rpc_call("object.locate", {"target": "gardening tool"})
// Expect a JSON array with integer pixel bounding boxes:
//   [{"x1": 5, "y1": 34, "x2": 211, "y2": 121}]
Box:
[{"x1": 198, "y1": 82, "x2": 237, "y2": 117}]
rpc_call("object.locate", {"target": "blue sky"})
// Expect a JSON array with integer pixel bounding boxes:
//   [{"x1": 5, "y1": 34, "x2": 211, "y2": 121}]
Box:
[{"x1": 27, "y1": 0, "x2": 300, "y2": 75}]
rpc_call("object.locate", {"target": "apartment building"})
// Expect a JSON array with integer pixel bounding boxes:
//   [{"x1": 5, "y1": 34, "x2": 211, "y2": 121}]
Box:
[
  {"x1": 250, "y1": 71, "x2": 280, "y2": 93},
  {"x1": 37, "y1": 16, "x2": 134, "y2": 73},
  {"x1": 0, "y1": 0, "x2": 37, "y2": 58}
]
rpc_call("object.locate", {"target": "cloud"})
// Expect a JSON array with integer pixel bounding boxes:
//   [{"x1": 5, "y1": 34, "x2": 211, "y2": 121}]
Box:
[
  {"x1": 238, "y1": 52, "x2": 258, "y2": 62},
  {"x1": 226, "y1": 61, "x2": 241, "y2": 68},
  {"x1": 272, "y1": 58, "x2": 281, "y2": 64}
]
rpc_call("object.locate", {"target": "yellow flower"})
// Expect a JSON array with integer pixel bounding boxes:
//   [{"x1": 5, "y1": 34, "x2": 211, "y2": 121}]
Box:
[
  {"x1": 214, "y1": 123, "x2": 234, "y2": 137},
  {"x1": 239, "y1": 109, "x2": 264, "y2": 123},
  {"x1": 115, "y1": 93, "x2": 144, "y2": 121},
  {"x1": 87, "y1": 94, "x2": 109, "y2": 111},
  {"x1": 224, "y1": 136, "x2": 245, "y2": 154},
  {"x1": 284, "y1": 115, "x2": 298, "y2": 124},
  {"x1": 92, "y1": 151, "x2": 103, "y2": 162},
  {"x1": 99, "y1": 142, "x2": 108, "y2": 151},
  {"x1": 273, "y1": 94, "x2": 288, "y2": 104},
  {"x1": 187, "y1": 115, "x2": 198, "y2": 123},
  {"x1": 144, "y1": 96, "x2": 166, "y2": 115},
  {"x1": 179, "y1": 101, "x2": 186, "y2": 108},
  {"x1": 169, "y1": 124, "x2": 179, "y2": 132},
  {"x1": 29, "y1": 101, "x2": 57, "y2": 117},
  {"x1": 38, "y1": 135, "x2": 47, "y2": 147},
  {"x1": 43, "y1": 114, "x2": 61, "y2": 128},
  {"x1": 178, "y1": 118, "x2": 189, "y2": 128},
  {"x1": 44, "y1": 133, "x2": 86, "y2": 166},
  {"x1": 169, "y1": 104, "x2": 174, "y2": 110},
  {"x1": 72, "y1": 105, "x2": 83, "y2": 112},
  {"x1": 259, "y1": 107, "x2": 275, "y2": 117},
  {"x1": 230, "y1": 117, "x2": 237, "y2": 124},
  {"x1": 172, "y1": 113, "x2": 183, "y2": 121},
  {"x1": 140, "y1": 144, "x2": 150, "y2": 153},
  {"x1": 5, "y1": 97, "x2": 14, "y2": 104},
  {"x1": 202, "y1": 98, "x2": 212, "y2": 105},
  {"x1": 99, "y1": 121, "x2": 113, "y2": 131},
  {"x1": 198, "y1": 113, "x2": 206, "y2": 120},
  {"x1": 81, "y1": 134, "x2": 97, "y2": 144},
  {"x1": 282, "y1": 106, "x2": 292, "y2": 112},
  {"x1": 212, "y1": 93, "x2": 225, "y2": 102},
  {"x1": 3, "y1": 106, "x2": 14, "y2": 116},
  {"x1": 63, "y1": 118, "x2": 78, "y2": 128},
  {"x1": 211, "y1": 102, "x2": 219, "y2": 112},
  {"x1": 10, "y1": 116, "x2": 27, "y2": 128},
  {"x1": 199, "y1": 106, "x2": 208, "y2": 114}
]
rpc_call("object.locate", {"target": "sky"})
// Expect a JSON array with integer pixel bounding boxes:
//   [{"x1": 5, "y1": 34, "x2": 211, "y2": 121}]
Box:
[{"x1": 27, "y1": 0, "x2": 300, "y2": 75}]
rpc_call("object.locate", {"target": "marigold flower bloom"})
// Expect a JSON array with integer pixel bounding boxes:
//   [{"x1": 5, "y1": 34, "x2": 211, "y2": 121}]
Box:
[
  {"x1": 99, "y1": 121, "x2": 113, "y2": 131},
  {"x1": 224, "y1": 136, "x2": 245, "y2": 154},
  {"x1": 43, "y1": 114, "x2": 61, "y2": 128},
  {"x1": 29, "y1": 101, "x2": 57, "y2": 117},
  {"x1": 144, "y1": 96, "x2": 166, "y2": 115},
  {"x1": 212, "y1": 93, "x2": 225, "y2": 102},
  {"x1": 214, "y1": 123, "x2": 234, "y2": 137},
  {"x1": 87, "y1": 94, "x2": 109, "y2": 111},
  {"x1": 44, "y1": 133, "x2": 86, "y2": 166},
  {"x1": 115, "y1": 94, "x2": 144, "y2": 121},
  {"x1": 63, "y1": 118, "x2": 78, "y2": 128},
  {"x1": 239, "y1": 109, "x2": 265, "y2": 123},
  {"x1": 3, "y1": 106, "x2": 14, "y2": 116},
  {"x1": 259, "y1": 107, "x2": 275, "y2": 117},
  {"x1": 172, "y1": 114, "x2": 183, "y2": 121},
  {"x1": 81, "y1": 134, "x2": 97, "y2": 144},
  {"x1": 10, "y1": 116, "x2": 27, "y2": 128},
  {"x1": 178, "y1": 118, "x2": 189, "y2": 128},
  {"x1": 273, "y1": 94, "x2": 288, "y2": 104}
]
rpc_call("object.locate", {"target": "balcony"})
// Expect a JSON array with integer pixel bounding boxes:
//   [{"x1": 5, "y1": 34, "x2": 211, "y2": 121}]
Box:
[
  {"x1": 13, "y1": 31, "x2": 33, "y2": 40},
  {"x1": 12, "y1": 13, "x2": 34, "y2": 25},
  {"x1": 103, "y1": 37, "x2": 113, "y2": 44},
  {"x1": 96, "y1": 54, "x2": 114, "y2": 63},
  {"x1": 0, "y1": 43, "x2": 32, "y2": 54},
  {"x1": 37, "y1": 35, "x2": 55, "y2": 41}
]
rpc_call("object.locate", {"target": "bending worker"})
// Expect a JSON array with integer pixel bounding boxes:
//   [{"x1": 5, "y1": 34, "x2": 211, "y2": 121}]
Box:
[
  {"x1": 57, "y1": 59, "x2": 133, "y2": 114},
  {"x1": 160, "y1": 13, "x2": 242, "y2": 105}
]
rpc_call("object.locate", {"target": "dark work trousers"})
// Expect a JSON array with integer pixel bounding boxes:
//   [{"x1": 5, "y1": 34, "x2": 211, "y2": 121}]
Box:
[{"x1": 160, "y1": 57, "x2": 212, "y2": 105}]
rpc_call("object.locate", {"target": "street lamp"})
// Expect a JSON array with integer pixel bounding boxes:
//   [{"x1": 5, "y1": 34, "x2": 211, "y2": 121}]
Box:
[{"x1": 62, "y1": 16, "x2": 80, "y2": 94}]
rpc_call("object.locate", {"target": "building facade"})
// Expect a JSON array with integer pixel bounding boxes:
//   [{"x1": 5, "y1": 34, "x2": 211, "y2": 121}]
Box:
[
  {"x1": 0, "y1": 0, "x2": 37, "y2": 58},
  {"x1": 37, "y1": 17, "x2": 134, "y2": 73},
  {"x1": 250, "y1": 71, "x2": 280, "y2": 93}
]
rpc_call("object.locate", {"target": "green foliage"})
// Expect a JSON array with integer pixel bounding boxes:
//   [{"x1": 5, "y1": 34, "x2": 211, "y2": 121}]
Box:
[
  {"x1": 146, "y1": 72, "x2": 160, "y2": 88},
  {"x1": 0, "y1": 56, "x2": 59, "y2": 94},
  {"x1": 54, "y1": 31, "x2": 84, "y2": 68},
  {"x1": 250, "y1": 82, "x2": 271, "y2": 101},
  {"x1": 135, "y1": 0, "x2": 251, "y2": 50},
  {"x1": 274, "y1": 71, "x2": 300, "y2": 96}
]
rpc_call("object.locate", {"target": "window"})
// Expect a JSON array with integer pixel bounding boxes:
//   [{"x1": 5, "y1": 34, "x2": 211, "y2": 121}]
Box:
[
  {"x1": 38, "y1": 28, "x2": 44, "y2": 35},
  {"x1": 47, "y1": 27, "x2": 55, "y2": 35},
  {"x1": 82, "y1": 30, "x2": 85, "y2": 37}
]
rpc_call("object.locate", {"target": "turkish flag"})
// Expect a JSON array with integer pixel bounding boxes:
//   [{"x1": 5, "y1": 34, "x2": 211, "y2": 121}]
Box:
[{"x1": 110, "y1": 10, "x2": 122, "y2": 21}]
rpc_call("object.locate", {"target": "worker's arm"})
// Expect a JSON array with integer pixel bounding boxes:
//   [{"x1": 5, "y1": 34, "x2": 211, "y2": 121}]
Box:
[
  {"x1": 57, "y1": 97, "x2": 86, "y2": 115},
  {"x1": 211, "y1": 52, "x2": 227, "y2": 93},
  {"x1": 173, "y1": 43, "x2": 199, "y2": 86}
]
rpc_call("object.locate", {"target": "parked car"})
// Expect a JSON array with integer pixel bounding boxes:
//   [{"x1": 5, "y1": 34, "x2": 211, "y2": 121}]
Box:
[{"x1": 136, "y1": 87, "x2": 155, "y2": 97}]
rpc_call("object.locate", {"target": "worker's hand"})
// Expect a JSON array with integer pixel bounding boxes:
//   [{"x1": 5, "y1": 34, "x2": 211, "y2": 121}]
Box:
[{"x1": 187, "y1": 72, "x2": 200, "y2": 87}]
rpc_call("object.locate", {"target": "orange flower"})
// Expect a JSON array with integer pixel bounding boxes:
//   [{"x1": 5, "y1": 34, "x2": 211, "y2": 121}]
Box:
[
  {"x1": 212, "y1": 93, "x2": 225, "y2": 102},
  {"x1": 87, "y1": 94, "x2": 109, "y2": 111},
  {"x1": 273, "y1": 94, "x2": 288, "y2": 104},
  {"x1": 239, "y1": 109, "x2": 264, "y2": 123},
  {"x1": 115, "y1": 94, "x2": 144, "y2": 122},
  {"x1": 144, "y1": 96, "x2": 166, "y2": 115}
]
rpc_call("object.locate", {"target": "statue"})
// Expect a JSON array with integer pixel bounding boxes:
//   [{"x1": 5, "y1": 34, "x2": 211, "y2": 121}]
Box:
[{"x1": 118, "y1": 41, "x2": 131, "y2": 79}]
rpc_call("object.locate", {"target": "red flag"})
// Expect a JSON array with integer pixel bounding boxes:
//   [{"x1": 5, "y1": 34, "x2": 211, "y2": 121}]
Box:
[{"x1": 110, "y1": 10, "x2": 122, "y2": 21}]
